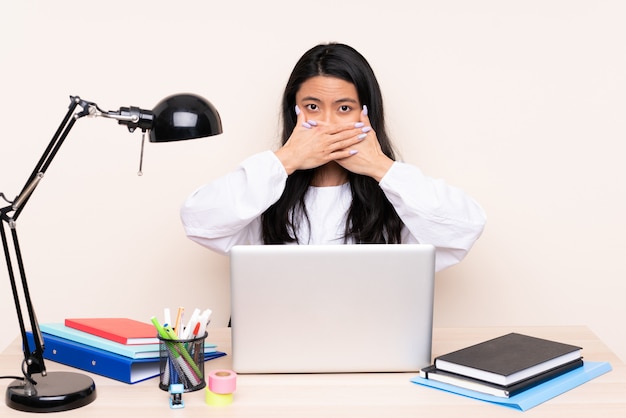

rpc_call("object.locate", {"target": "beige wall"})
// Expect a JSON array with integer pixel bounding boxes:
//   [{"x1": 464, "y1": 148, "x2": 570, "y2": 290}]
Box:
[{"x1": 1, "y1": 1, "x2": 624, "y2": 363}]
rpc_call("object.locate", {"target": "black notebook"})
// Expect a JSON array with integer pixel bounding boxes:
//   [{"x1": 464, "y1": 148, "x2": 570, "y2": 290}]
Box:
[
  {"x1": 420, "y1": 358, "x2": 584, "y2": 398},
  {"x1": 434, "y1": 333, "x2": 582, "y2": 386}
]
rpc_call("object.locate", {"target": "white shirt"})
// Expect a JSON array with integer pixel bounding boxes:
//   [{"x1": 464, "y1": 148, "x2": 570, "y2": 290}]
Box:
[{"x1": 181, "y1": 151, "x2": 486, "y2": 271}]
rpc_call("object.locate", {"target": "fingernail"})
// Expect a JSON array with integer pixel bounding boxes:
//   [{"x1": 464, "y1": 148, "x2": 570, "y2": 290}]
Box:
[
  {"x1": 361, "y1": 126, "x2": 372, "y2": 133},
  {"x1": 307, "y1": 120, "x2": 318, "y2": 126},
  {"x1": 357, "y1": 133, "x2": 367, "y2": 140},
  {"x1": 302, "y1": 122, "x2": 312, "y2": 129},
  {"x1": 349, "y1": 150, "x2": 359, "y2": 155},
  {"x1": 295, "y1": 105, "x2": 301, "y2": 115},
  {"x1": 362, "y1": 105, "x2": 368, "y2": 116},
  {"x1": 354, "y1": 122, "x2": 364, "y2": 128}
]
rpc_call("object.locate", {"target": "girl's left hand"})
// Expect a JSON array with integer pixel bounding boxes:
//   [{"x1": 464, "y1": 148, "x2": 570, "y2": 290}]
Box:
[{"x1": 335, "y1": 106, "x2": 393, "y2": 182}]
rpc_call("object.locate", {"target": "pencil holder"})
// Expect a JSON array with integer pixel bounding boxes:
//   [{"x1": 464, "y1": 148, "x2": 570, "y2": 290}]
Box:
[{"x1": 158, "y1": 332, "x2": 207, "y2": 392}]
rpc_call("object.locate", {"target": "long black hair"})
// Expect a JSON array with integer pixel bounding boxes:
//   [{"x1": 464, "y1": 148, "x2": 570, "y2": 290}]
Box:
[{"x1": 261, "y1": 43, "x2": 403, "y2": 244}]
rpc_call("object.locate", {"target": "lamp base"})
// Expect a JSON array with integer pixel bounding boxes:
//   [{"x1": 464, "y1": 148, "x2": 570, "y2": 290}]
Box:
[{"x1": 6, "y1": 371, "x2": 96, "y2": 413}]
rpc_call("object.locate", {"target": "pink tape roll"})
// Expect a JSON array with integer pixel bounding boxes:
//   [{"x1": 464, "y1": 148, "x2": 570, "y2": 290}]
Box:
[{"x1": 208, "y1": 369, "x2": 237, "y2": 394}]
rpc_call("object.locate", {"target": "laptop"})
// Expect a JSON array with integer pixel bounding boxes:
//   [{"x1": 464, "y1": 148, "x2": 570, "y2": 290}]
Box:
[{"x1": 229, "y1": 244, "x2": 436, "y2": 373}]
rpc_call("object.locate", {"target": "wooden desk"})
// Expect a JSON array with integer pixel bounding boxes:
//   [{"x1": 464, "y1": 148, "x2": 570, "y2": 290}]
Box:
[{"x1": 1, "y1": 326, "x2": 625, "y2": 417}]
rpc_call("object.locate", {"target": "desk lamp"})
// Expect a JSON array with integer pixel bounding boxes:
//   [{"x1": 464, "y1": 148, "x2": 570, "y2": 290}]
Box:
[{"x1": 1, "y1": 94, "x2": 222, "y2": 412}]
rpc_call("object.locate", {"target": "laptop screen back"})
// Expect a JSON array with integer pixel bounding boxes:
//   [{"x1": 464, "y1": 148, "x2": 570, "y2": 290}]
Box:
[{"x1": 230, "y1": 244, "x2": 436, "y2": 373}]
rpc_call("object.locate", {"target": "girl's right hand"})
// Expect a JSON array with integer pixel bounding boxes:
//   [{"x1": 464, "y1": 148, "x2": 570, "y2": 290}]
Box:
[{"x1": 275, "y1": 105, "x2": 365, "y2": 175}]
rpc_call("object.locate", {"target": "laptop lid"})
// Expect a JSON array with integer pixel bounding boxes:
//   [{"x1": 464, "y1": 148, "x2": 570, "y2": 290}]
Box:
[{"x1": 229, "y1": 244, "x2": 436, "y2": 373}]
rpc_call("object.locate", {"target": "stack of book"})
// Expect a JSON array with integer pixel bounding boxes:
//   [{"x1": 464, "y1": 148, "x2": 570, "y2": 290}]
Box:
[
  {"x1": 26, "y1": 318, "x2": 225, "y2": 384},
  {"x1": 414, "y1": 332, "x2": 612, "y2": 410}
]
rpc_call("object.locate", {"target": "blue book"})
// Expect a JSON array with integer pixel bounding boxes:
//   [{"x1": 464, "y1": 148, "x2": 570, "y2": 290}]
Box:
[
  {"x1": 411, "y1": 361, "x2": 612, "y2": 411},
  {"x1": 26, "y1": 331, "x2": 226, "y2": 384},
  {"x1": 39, "y1": 323, "x2": 217, "y2": 359}
]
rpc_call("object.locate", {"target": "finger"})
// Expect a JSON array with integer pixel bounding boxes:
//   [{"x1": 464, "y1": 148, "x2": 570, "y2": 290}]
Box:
[
  {"x1": 323, "y1": 121, "x2": 371, "y2": 138},
  {"x1": 360, "y1": 105, "x2": 371, "y2": 127},
  {"x1": 332, "y1": 148, "x2": 359, "y2": 161},
  {"x1": 295, "y1": 105, "x2": 306, "y2": 127},
  {"x1": 355, "y1": 105, "x2": 373, "y2": 141},
  {"x1": 328, "y1": 134, "x2": 366, "y2": 154},
  {"x1": 295, "y1": 105, "x2": 319, "y2": 129}
]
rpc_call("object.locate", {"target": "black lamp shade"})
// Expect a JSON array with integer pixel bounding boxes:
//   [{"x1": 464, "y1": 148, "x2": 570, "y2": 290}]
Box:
[{"x1": 149, "y1": 93, "x2": 222, "y2": 142}]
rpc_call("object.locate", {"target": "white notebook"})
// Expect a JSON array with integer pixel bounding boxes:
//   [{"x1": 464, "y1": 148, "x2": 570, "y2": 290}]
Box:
[{"x1": 229, "y1": 244, "x2": 436, "y2": 373}]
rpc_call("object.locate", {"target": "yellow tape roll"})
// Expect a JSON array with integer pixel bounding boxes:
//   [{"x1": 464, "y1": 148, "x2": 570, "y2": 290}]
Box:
[{"x1": 205, "y1": 387, "x2": 233, "y2": 406}]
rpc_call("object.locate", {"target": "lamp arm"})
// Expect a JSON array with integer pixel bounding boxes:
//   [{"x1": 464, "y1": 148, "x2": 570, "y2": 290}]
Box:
[
  {"x1": 7, "y1": 97, "x2": 155, "y2": 218},
  {"x1": 0, "y1": 96, "x2": 89, "y2": 380},
  {"x1": 85, "y1": 100, "x2": 154, "y2": 133},
  {"x1": 0, "y1": 221, "x2": 46, "y2": 380},
  {"x1": 9, "y1": 97, "x2": 83, "y2": 218},
  {"x1": 0, "y1": 95, "x2": 152, "y2": 384}
]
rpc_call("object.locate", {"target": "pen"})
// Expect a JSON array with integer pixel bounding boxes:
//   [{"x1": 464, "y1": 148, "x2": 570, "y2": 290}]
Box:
[
  {"x1": 164, "y1": 325, "x2": 203, "y2": 380},
  {"x1": 162, "y1": 325, "x2": 202, "y2": 385},
  {"x1": 197, "y1": 309, "x2": 212, "y2": 337},
  {"x1": 164, "y1": 308, "x2": 172, "y2": 327},
  {"x1": 192, "y1": 322, "x2": 201, "y2": 337},
  {"x1": 190, "y1": 322, "x2": 202, "y2": 364},
  {"x1": 152, "y1": 315, "x2": 203, "y2": 387},
  {"x1": 173, "y1": 307, "x2": 184, "y2": 337},
  {"x1": 182, "y1": 308, "x2": 201, "y2": 340},
  {"x1": 151, "y1": 316, "x2": 170, "y2": 340}
]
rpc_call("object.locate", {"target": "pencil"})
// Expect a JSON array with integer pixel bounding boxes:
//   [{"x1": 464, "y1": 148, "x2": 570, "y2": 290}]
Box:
[{"x1": 173, "y1": 307, "x2": 184, "y2": 337}]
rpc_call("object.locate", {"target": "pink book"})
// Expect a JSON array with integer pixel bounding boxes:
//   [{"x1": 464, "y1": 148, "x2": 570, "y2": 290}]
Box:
[{"x1": 65, "y1": 318, "x2": 159, "y2": 345}]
